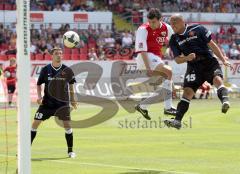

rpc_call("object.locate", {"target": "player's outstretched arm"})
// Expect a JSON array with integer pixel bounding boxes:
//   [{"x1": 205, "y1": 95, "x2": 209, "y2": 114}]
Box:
[
  {"x1": 208, "y1": 40, "x2": 232, "y2": 68},
  {"x1": 69, "y1": 84, "x2": 77, "y2": 109}
]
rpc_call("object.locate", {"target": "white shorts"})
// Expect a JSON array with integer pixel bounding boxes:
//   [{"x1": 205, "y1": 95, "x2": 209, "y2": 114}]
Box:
[{"x1": 136, "y1": 52, "x2": 164, "y2": 70}]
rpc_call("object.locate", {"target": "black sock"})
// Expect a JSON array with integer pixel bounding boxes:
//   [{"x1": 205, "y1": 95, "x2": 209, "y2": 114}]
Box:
[
  {"x1": 205, "y1": 92, "x2": 209, "y2": 99},
  {"x1": 31, "y1": 130, "x2": 37, "y2": 145},
  {"x1": 175, "y1": 97, "x2": 190, "y2": 121},
  {"x1": 217, "y1": 86, "x2": 229, "y2": 103},
  {"x1": 65, "y1": 132, "x2": 73, "y2": 153}
]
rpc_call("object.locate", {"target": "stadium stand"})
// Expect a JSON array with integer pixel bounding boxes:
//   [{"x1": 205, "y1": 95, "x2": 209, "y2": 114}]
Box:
[
  {"x1": 1, "y1": 22, "x2": 239, "y2": 61},
  {"x1": 0, "y1": 0, "x2": 240, "y2": 61}
]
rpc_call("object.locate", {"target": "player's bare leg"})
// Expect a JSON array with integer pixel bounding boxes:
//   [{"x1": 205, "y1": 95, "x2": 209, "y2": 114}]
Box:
[
  {"x1": 137, "y1": 64, "x2": 176, "y2": 119},
  {"x1": 63, "y1": 120, "x2": 75, "y2": 158},
  {"x1": 31, "y1": 120, "x2": 42, "y2": 144},
  {"x1": 213, "y1": 75, "x2": 230, "y2": 113},
  {"x1": 164, "y1": 87, "x2": 195, "y2": 129}
]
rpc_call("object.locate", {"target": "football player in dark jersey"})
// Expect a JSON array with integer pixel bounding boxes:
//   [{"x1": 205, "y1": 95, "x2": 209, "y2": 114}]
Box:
[
  {"x1": 31, "y1": 47, "x2": 77, "y2": 158},
  {"x1": 164, "y1": 14, "x2": 231, "y2": 129}
]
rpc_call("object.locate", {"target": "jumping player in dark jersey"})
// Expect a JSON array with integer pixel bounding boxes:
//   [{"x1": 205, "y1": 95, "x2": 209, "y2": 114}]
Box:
[
  {"x1": 164, "y1": 14, "x2": 231, "y2": 129},
  {"x1": 31, "y1": 47, "x2": 78, "y2": 158}
]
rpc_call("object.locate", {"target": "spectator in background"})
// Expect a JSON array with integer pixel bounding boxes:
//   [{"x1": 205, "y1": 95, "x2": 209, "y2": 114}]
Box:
[
  {"x1": 220, "y1": 39, "x2": 230, "y2": 54},
  {"x1": 47, "y1": 23, "x2": 54, "y2": 35},
  {"x1": 55, "y1": 33, "x2": 64, "y2": 47},
  {"x1": 97, "y1": 34, "x2": 106, "y2": 49},
  {"x1": 229, "y1": 43, "x2": 240, "y2": 60},
  {"x1": 5, "y1": 41, "x2": 16, "y2": 55},
  {"x1": 3, "y1": 58, "x2": 17, "y2": 107},
  {"x1": 218, "y1": 25, "x2": 226, "y2": 35},
  {"x1": 79, "y1": 31, "x2": 88, "y2": 46},
  {"x1": 105, "y1": 25, "x2": 112, "y2": 35},
  {"x1": 72, "y1": 0, "x2": 82, "y2": 11},
  {"x1": 62, "y1": 0, "x2": 71, "y2": 11},
  {"x1": 227, "y1": 25, "x2": 237, "y2": 35},
  {"x1": 122, "y1": 32, "x2": 133, "y2": 47},
  {"x1": 108, "y1": 0, "x2": 119, "y2": 10},
  {"x1": 31, "y1": 28, "x2": 40, "y2": 40},
  {"x1": 212, "y1": 0, "x2": 220, "y2": 12},
  {"x1": 88, "y1": 48, "x2": 98, "y2": 61},
  {"x1": 46, "y1": 0, "x2": 56, "y2": 7},
  {"x1": 86, "y1": 0, "x2": 95, "y2": 11},
  {"x1": 9, "y1": 23, "x2": 16, "y2": 33},
  {"x1": 46, "y1": 39, "x2": 54, "y2": 51},
  {"x1": 98, "y1": 48, "x2": 107, "y2": 61},
  {"x1": 38, "y1": 40, "x2": 48, "y2": 54},
  {"x1": 53, "y1": 3, "x2": 63, "y2": 11},
  {"x1": 235, "y1": 35, "x2": 240, "y2": 45},
  {"x1": 30, "y1": 40, "x2": 38, "y2": 54},
  {"x1": 38, "y1": 24, "x2": 46, "y2": 36},
  {"x1": 31, "y1": 2, "x2": 42, "y2": 11},
  {"x1": 104, "y1": 33, "x2": 115, "y2": 48},
  {"x1": 65, "y1": 24, "x2": 70, "y2": 32}
]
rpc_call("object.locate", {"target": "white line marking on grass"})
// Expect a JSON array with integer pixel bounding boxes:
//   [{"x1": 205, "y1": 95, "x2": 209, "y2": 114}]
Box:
[
  {"x1": 49, "y1": 160, "x2": 198, "y2": 174},
  {"x1": 0, "y1": 155, "x2": 198, "y2": 174}
]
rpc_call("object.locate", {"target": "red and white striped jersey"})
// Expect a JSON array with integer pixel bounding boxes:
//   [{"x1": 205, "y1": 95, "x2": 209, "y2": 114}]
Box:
[{"x1": 135, "y1": 22, "x2": 173, "y2": 57}]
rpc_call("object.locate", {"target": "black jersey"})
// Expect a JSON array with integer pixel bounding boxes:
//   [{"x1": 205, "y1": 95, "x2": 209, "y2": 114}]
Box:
[
  {"x1": 169, "y1": 24, "x2": 215, "y2": 65},
  {"x1": 37, "y1": 64, "x2": 76, "y2": 108}
]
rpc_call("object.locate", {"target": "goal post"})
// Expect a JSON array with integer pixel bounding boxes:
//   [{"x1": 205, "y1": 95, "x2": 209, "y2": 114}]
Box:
[{"x1": 16, "y1": 0, "x2": 31, "y2": 173}]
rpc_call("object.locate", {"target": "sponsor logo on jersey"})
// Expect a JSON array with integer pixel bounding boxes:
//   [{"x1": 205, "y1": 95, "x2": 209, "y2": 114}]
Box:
[
  {"x1": 156, "y1": 37, "x2": 165, "y2": 44},
  {"x1": 178, "y1": 36, "x2": 198, "y2": 46},
  {"x1": 48, "y1": 77, "x2": 66, "y2": 81},
  {"x1": 161, "y1": 31, "x2": 166, "y2": 36},
  {"x1": 138, "y1": 43, "x2": 143, "y2": 48}
]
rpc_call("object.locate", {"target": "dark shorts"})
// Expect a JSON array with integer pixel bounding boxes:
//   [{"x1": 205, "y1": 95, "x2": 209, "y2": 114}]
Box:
[
  {"x1": 34, "y1": 104, "x2": 71, "y2": 121},
  {"x1": 7, "y1": 84, "x2": 16, "y2": 94},
  {"x1": 183, "y1": 58, "x2": 223, "y2": 92}
]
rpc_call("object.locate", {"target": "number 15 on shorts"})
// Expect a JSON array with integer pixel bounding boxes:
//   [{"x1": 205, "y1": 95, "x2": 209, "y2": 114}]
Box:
[{"x1": 186, "y1": 74, "x2": 196, "y2": 82}]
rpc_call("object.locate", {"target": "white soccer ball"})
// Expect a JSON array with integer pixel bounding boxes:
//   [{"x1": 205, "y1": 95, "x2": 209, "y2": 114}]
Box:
[
  {"x1": 63, "y1": 31, "x2": 80, "y2": 48},
  {"x1": 4, "y1": 71, "x2": 11, "y2": 78}
]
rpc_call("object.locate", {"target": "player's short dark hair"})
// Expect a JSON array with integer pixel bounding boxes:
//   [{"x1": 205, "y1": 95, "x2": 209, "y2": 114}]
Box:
[
  {"x1": 147, "y1": 8, "x2": 161, "y2": 20},
  {"x1": 50, "y1": 47, "x2": 62, "y2": 55}
]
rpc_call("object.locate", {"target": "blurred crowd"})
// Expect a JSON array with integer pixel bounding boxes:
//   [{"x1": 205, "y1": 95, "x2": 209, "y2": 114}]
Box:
[
  {"x1": 214, "y1": 25, "x2": 240, "y2": 60},
  {"x1": 0, "y1": 22, "x2": 239, "y2": 60},
  {"x1": 31, "y1": 0, "x2": 96, "y2": 12},
  {"x1": 0, "y1": 0, "x2": 96, "y2": 11},
  {"x1": 1, "y1": 0, "x2": 240, "y2": 13},
  {"x1": 0, "y1": 22, "x2": 135, "y2": 60},
  {"x1": 104, "y1": 0, "x2": 240, "y2": 13}
]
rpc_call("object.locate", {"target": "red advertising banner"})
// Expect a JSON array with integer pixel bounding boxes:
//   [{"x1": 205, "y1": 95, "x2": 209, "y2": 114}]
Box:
[
  {"x1": 74, "y1": 13, "x2": 88, "y2": 22},
  {"x1": 30, "y1": 13, "x2": 44, "y2": 22}
]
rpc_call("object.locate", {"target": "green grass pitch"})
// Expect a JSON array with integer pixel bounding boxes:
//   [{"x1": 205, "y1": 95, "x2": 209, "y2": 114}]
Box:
[{"x1": 0, "y1": 99, "x2": 240, "y2": 174}]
